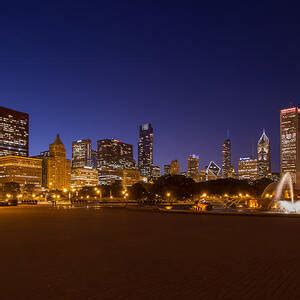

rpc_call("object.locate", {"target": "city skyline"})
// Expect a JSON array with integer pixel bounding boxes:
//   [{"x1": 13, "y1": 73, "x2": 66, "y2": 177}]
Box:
[
  {"x1": 0, "y1": 103, "x2": 289, "y2": 173},
  {"x1": 2, "y1": 3, "x2": 300, "y2": 300},
  {"x1": 2, "y1": 2, "x2": 300, "y2": 172}
]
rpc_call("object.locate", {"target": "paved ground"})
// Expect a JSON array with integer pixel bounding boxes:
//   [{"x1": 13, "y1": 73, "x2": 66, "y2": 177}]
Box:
[{"x1": 1, "y1": 206, "x2": 300, "y2": 299}]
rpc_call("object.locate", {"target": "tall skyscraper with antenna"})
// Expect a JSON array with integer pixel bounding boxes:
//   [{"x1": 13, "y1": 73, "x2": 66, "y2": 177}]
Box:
[{"x1": 222, "y1": 137, "x2": 231, "y2": 178}]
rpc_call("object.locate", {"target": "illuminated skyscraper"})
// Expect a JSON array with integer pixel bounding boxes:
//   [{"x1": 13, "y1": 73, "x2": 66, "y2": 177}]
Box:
[
  {"x1": 222, "y1": 139, "x2": 231, "y2": 178},
  {"x1": 257, "y1": 129, "x2": 271, "y2": 178},
  {"x1": 187, "y1": 154, "x2": 199, "y2": 181},
  {"x1": 238, "y1": 157, "x2": 258, "y2": 181},
  {"x1": 72, "y1": 139, "x2": 92, "y2": 168},
  {"x1": 44, "y1": 135, "x2": 71, "y2": 190},
  {"x1": 138, "y1": 123, "x2": 153, "y2": 178},
  {"x1": 91, "y1": 149, "x2": 98, "y2": 169},
  {"x1": 97, "y1": 139, "x2": 135, "y2": 169},
  {"x1": 170, "y1": 159, "x2": 180, "y2": 175},
  {"x1": 0, "y1": 106, "x2": 29, "y2": 157},
  {"x1": 151, "y1": 165, "x2": 161, "y2": 179},
  {"x1": 206, "y1": 161, "x2": 221, "y2": 181},
  {"x1": 280, "y1": 107, "x2": 300, "y2": 187}
]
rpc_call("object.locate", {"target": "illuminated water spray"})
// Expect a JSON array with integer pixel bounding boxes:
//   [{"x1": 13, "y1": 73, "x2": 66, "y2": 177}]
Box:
[{"x1": 273, "y1": 172, "x2": 300, "y2": 213}]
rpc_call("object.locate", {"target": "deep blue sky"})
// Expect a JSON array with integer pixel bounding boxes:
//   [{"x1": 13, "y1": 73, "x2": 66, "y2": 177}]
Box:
[{"x1": 2, "y1": 1, "x2": 300, "y2": 172}]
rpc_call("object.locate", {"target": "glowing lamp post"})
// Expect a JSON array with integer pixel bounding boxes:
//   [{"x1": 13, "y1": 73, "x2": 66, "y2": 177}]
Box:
[{"x1": 166, "y1": 192, "x2": 171, "y2": 203}]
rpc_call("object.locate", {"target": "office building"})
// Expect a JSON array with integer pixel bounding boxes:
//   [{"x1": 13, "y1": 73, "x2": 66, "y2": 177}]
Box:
[
  {"x1": 257, "y1": 129, "x2": 271, "y2": 178},
  {"x1": 170, "y1": 159, "x2": 180, "y2": 175},
  {"x1": 280, "y1": 107, "x2": 300, "y2": 187},
  {"x1": 238, "y1": 157, "x2": 258, "y2": 181},
  {"x1": 44, "y1": 135, "x2": 71, "y2": 190},
  {"x1": 91, "y1": 149, "x2": 98, "y2": 169},
  {"x1": 98, "y1": 168, "x2": 140, "y2": 187},
  {"x1": 72, "y1": 139, "x2": 92, "y2": 168},
  {"x1": 164, "y1": 164, "x2": 170, "y2": 175},
  {"x1": 0, "y1": 156, "x2": 42, "y2": 187},
  {"x1": 122, "y1": 168, "x2": 141, "y2": 187},
  {"x1": 97, "y1": 139, "x2": 135, "y2": 169},
  {"x1": 138, "y1": 123, "x2": 153, "y2": 178},
  {"x1": 151, "y1": 165, "x2": 161, "y2": 179},
  {"x1": 222, "y1": 139, "x2": 231, "y2": 178},
  {"x1": 199, "y1": 169, "x2": 207, "y2": 182},
  {"x1": 0, "y1": 106, "x2": 29, "y2": 157},
  {"x1": 71, "y1": 167, "x2": 99, "y2": 188},
  {"x1": 187, "y1": 154, "x2": 199, "y2": 181},
  {"x1": 206, "y1": 161, "x2": 221, "y2": 181}
]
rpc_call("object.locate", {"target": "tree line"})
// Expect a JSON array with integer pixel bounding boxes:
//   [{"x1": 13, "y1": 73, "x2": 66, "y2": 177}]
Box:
[{"x1": 128, "y1": 175, "x2": 273, "y2": 201}]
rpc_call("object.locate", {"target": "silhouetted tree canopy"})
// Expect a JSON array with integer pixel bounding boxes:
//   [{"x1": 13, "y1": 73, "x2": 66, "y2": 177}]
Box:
[
  {"x1": 3, "y1": 182, "x2": 21, "y2": 198},
  {"x1": 128, "y1": 176, "x2": 274, "y2": 201}
]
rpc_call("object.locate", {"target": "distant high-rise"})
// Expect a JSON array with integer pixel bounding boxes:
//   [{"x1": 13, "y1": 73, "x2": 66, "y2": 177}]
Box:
[
  {"x1": 206, "y1": 161, "x2": 221, "y2": 181},
  {"x1": 0, "y1": 106, "x2": 29, "y2": 157},
  {"x1": 91, "y1": 149, "x2": 98, "y2": 169},
  {"x1": 222, "y1": 139, "x2": 231, "y2": 178},
  {"x1": 280, "y1": 107, "x2": 300, "y2": 187},
  {"x1": 164, "y1": 164, "x2": 171, "y2": 175},
  {"x1": 97, "y1": 139, "x2": 135, "y2": 169},
  {"x1": 257, "y1": 130, "x2": 271, "y2": 178},
  {"x1": 170, "y1": 159, "x2": 180, "y2": 175},
  {"x1": 238, "y1": 157, "x2": 258, "y2": 181},
  {"x1": 72, "y1": 139, "x2": 92, "y2": 168},
  {"x1": 138, "y1": 123, "x2": 153, "y2": 178},
  {"x1": 187, "y1": 155, "x2": 199, "y2": 181},
  {"x1": 151, "y1": 165, "x2": 161, "y2": 179}
]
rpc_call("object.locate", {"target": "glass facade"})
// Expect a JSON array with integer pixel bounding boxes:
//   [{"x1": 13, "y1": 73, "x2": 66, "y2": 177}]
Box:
[
  {"x1": 257, "y1": 130, "x2": 271, "y2": 178},
  {"x1": 151, "y1": 165, "x2": 161, "y2": 179},
  {"x1": 71, "y1": 166, "x2": 99, "y2": 188},
  {"x1": 97, "y1": 139, "x2": 135, "y2": 169},
  {"x1": 187, "y1": 154, "x2": 199, "y2": 180},
  {"x1": 238, "y1": 157, "x2": 258, "y2": 181},
  {"x1": 0, "y1": 106, "x2": 29, "y2": 157},
  {"x1": 138, "y1": 123, "x2": 153, "y2": 178},
  {"x1": 206, "y1": 161, "x2": 221, "y2": 180},
  {"x1": 280, "y1": 107, "x2": 300, "y2": 186},
  {"x1": 72, "y1": 139, "x2": 92, "y2": 168},
  {"x1": 222, "y1": 139, "x2": 231, "y2": 178}
]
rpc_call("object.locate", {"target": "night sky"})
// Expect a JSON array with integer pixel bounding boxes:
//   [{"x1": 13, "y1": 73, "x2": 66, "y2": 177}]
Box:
[{"x1": 2, "y1": 1, "x2": 300, "y2": 172}]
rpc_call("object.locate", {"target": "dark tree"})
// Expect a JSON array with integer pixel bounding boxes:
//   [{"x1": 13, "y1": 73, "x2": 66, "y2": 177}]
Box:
[
  {"x1": 111, "y1": 181, "x2": 123, "y2": 198},
  {"x1": 129, "y1": 182, "x2": 149, "y2": 201},
  {"x1": 3, "y1": 182, "x2": 21, "y2": 199}
]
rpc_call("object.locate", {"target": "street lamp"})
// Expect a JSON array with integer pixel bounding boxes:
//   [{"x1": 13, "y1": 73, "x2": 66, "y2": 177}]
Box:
[{"x1": 166, "y1": 192, "x2": 171, "y2": 203}]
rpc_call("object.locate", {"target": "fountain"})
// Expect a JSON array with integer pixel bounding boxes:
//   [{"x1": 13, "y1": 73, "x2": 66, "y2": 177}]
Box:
[{"x1": 273, "y1": 172, "x2": 299, "y2": 213}]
